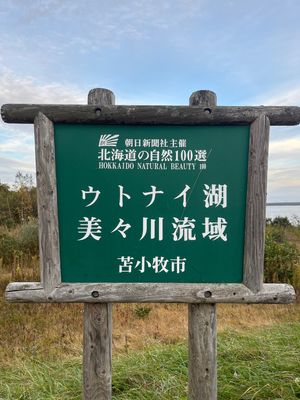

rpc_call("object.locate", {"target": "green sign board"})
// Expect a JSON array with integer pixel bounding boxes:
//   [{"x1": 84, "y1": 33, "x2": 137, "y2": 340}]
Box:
[{"x1": 54, "y1": 124, "x2": 249, "y2": 283}]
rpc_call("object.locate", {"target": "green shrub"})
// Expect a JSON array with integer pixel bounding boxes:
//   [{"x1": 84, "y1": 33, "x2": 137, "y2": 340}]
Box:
[
  {"x1": 16, "y1": 219, "x2": 39, "y2": 256},
  {"x1": 264, "y1": 227, "x2": 300, "y2": 287},
  {"x1": 134, "y1": 305, "x2": 152, "y2": 319},
  {"x1": 269, "y1": 216, "x2": 292, "y2": 227},
  {"x1": 0, "y1": 231, "x2": 18, "y2": 265},
  {"x1": 0, "y1": 220, "x2": 39, "y2": 268}
]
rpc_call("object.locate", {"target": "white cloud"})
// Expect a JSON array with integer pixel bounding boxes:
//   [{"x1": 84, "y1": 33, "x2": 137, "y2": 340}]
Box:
[
  {"x1": 267, "y1": 134, "x2": 300, "y2": 201},
  {"x1": 243, "y1": 85, "x2": 300, "y2": 201},
  {"x1": 0, "y1": 68, "x2": 88, "y2": 185},
  {"x1": 0, "y1": 156, "x2": 35, "y2": 185},
  {"x1": 267, "y1": 177, "x2": 300, "y2": 202},
  {"x1": 0, "y1": 134, "x2": 33, "y2": 156},
  {"x1": 1, "y1": 0, "x2": 208, "y2": 54},
  {"x1": 268, "y1": 168, "x2": 300, "y2": 187},
  {"x1": 0, "y1": 67, "x2": 86, "y2": 104},
  {"x1": 250, "y1": 85, "x2": 300, "y2": 106},
  {"x1": 0, "y1": 67, "x2": 172, "y2": 185},
  {"x1": 269, "y1": 136, "x2": 300, "y2": 156},
  {"x1": 262, "y1": 88, "x2": 300, "y2": 106}
]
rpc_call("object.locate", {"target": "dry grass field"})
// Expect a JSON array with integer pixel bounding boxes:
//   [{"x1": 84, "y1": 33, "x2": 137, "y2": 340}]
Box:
[{"x1": 1, "y1": 263, "x2": 299, "y2": 363}]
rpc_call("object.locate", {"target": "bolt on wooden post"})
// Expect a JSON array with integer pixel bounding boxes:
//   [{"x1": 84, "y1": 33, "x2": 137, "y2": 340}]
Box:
[
  {"x1": 188, "y1": 90, "x2": 217, "y2": 400},
  {"x1": 83, "y1": 89, "x2": 114, "y2": 400}
]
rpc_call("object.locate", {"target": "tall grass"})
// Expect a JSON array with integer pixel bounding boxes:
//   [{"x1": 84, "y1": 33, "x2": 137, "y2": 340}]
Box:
[
  {"x1": 0, "y1": 219, "x2": 39, "y2": 280},
  {"x1": 264, "y1": 219, "x2": 300, "y2": 290},
  {"x1": 0, "y1": 323, "x2": 299, "y2": 399}
]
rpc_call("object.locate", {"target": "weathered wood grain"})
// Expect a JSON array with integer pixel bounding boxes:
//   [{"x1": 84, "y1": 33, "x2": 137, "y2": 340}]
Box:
[
  {"x1": 83, "y1": 88, "x2": 114, "y2": 400},
  {"x1": 2, "y1": 104, "x2": 300, "y2": 125},
  {"x1": 189, "y1": 304, "x2": 217, "y2": 400},
  {"x1": 83, "y1": 303, "x2": 112, "y2": 400},
  {"x1": 189, "y1": 90, "x2": 217, "y2": 107},
  {"x1": 88, "y1": 88, "x2": 115, "y2": 106},
  {"x1": 188, "y1": 90, "x2": 217, "y2": 400},
  {"x1": 5, "y1": 282, "x2": 295, "y2": 303},
  {"x1": 34, "y1": 113, "x2": 61, "y2": 292},
  {"x1": 244, "y1": 115, "x2": 270, "y2": 292}
]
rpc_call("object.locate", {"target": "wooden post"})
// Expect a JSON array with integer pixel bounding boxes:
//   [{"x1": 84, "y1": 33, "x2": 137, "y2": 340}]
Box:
[
  {"x1": 83, "y1": 89, "x2": 114, "y2": 400},
  {"x1": 243, "y1": 114, "x2": 270, "y2": 293},
  {"x1": 188, "y1": 90, "x2": 217, "y2": 400}
]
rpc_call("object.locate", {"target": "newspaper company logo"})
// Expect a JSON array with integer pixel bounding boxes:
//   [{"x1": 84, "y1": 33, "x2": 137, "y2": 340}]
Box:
[{"x1": 98, "y1": 134, "x2": 119, "y2": 147}]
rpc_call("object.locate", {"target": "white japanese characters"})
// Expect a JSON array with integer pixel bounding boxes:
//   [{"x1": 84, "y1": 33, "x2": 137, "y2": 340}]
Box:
[
  {"x1": 143, "y1": 186, "x2": 164, "y2": 207},
  {"x1": 77, "y1": 183, "x2": 229, "y2": 274},
  {"x1": 203, "y1": 184, "x2": 227, "y2": 208},
  {"x1": 77, "y1": 184, "x2": 228, "y2": 241},
  {"x1": 118, "y1": 185, "x2": 131, "y2": 207},
  {"x1": 174, "y1": 184, "x2": 190, "y2": 207},
  {"x1": 202, "y1": 217, "x2": 227, "y2": 241},
  {"x1": 97, "y1": 135, "x2": 208, "y2": 172},
  {"x1": 111, "y1": 218, "x2": 131, "y2": 238},
  {"x1": 78, "y1": 217, "x2": 102, "y2": 241},
  {"x1": 98, "y1": 148, "x2": 207, "y2": 163},
  {"x1": 172, "y1": 217, "x2": 196, "y2": 241},
  {"x1": 81, "y1": 186, "x2": 101, "y2": 207},
  {"x1": 140, "y1": 217, "x2": 164, "y2": 241},
  {"x1": 117, "y1": 256, "x2": 186, "y2": 274}
]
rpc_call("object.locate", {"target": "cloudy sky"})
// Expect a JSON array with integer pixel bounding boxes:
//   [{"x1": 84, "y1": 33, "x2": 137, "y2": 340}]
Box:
[{"x1": 0, "y1": 0, "x2": 299, "y2": 202}]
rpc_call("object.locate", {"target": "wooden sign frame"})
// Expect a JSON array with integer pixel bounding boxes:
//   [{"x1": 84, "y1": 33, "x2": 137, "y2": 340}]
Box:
[
  {"x1": 2, "y1": 89, "x2": 298, "y2": 400},
  {"x1": 3, "y1": 101, "x2": 295, "y2": 305}
]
